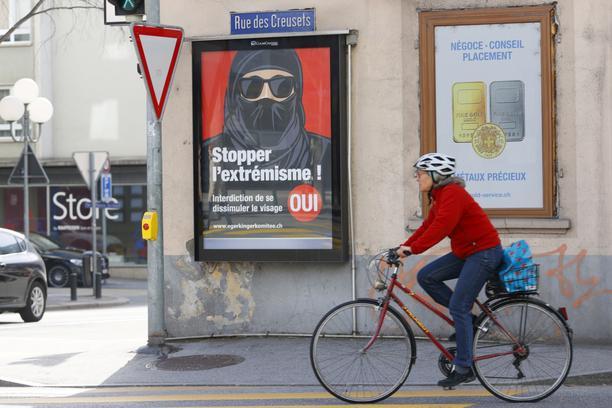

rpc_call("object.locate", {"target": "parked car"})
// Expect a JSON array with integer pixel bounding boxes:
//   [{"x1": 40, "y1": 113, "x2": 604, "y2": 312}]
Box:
[
  {"x1": 28, "y1": 232, "x2": 110, "y2": 288},
  {"x1": 0, "y1": 228, "x2": 47, "y2": 322}
]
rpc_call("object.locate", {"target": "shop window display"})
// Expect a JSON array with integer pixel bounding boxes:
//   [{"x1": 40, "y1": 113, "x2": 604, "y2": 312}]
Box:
[{"x1": 0, "y1": 184, "x2": 147, "y2": 266}]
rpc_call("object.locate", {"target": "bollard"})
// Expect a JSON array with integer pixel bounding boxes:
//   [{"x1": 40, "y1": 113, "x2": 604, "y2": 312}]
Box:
[
  {"x1": 95, "y1": 271, "x2": 101, "y2": 299},
  {"x1": 70, "y1": 270, "x2": 77, "y2": 301}
]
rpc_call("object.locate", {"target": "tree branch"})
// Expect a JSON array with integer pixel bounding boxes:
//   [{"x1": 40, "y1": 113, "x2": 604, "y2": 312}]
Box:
[
  {"x1": 0, "y1": 1, "x2": 102, "y2": 44},
  {"x1": 30, "y1": 6, "x2": 102, "y2": 18},
  {"x1": 0, "y1": 0, "x2": 45, "y2": 44}
]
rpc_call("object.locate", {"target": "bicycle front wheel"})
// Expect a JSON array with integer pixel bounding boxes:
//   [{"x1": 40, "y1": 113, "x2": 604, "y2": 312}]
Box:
[
  {"x1": 473, "y1": 298, "x2": 573, "y2": 402},
  {"x1": 310, "y1": 299, "x2": 416, "y2": 403}
]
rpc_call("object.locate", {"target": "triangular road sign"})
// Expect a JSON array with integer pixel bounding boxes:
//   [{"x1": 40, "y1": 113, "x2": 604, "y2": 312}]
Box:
[
  {"x1": 8, "y1": 144, "x2": 49, "y2": 185},
  {"x1": 131, "y1": 24, "x2": 184, "y2": 120},
  {"x1": 73, "y1": 151, "x2": 109, "y2": 190}
]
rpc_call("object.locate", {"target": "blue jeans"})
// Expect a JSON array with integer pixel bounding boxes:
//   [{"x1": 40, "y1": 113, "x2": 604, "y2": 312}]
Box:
[{"x1": 417, "y1": 245, "x2": 503, "y2": 368}]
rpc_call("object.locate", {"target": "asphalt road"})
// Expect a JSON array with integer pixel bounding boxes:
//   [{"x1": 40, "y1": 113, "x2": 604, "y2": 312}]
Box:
[
  {"x1": 1, "y1": 279, "x2": 611, "y2": 406},
  {"x1": 0, "y1": 384, "x2": 611, "y2": 407}
]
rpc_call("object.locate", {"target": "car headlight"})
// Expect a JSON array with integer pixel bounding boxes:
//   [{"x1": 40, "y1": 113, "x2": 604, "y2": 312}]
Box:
[{"x1": 69, "y1": 258, "x2": 83, "y2": 267}]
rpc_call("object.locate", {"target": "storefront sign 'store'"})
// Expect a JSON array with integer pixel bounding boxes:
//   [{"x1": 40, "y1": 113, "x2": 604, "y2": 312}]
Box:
[{"x1": 52, "y1": 191, "x2": 119, "y2": 221}]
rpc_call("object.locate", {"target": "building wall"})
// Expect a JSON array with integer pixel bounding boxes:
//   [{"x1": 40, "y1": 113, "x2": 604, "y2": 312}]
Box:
[
  {"x1": 160, "y1": 0, "x2": 612, "y2": 342},
  {"x1": 48, "y1": 4, "x2": 146, "y2": 159},
  {"x1": 0, "y1": 23, "x2": 34, "y2": 159},
  {"x1": 0, "y1": 2, "x2": 146, "y2": 161}
]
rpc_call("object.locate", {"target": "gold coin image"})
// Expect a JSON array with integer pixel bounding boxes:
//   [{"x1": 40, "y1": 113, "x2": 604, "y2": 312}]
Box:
[{"x1": 472, "y1": 123, "x2": 506, "y2": 159}]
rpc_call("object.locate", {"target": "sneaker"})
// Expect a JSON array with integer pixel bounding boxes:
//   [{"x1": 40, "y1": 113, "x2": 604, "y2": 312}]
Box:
[{"x1": 437, "y1": 368, "x2": 476, "y2": 388}]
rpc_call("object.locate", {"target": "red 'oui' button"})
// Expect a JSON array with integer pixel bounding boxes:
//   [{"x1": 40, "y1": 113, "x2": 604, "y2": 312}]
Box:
[
  {"x1": 287, "y1": 184, "x2": 323, "y2": 222},
  {"x1": 143, "y1": 223, "x2": 150, "y2": 230}
]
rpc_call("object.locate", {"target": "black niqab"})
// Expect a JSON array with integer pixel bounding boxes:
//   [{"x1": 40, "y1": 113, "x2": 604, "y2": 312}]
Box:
[{"x1": 221, "y1": 49, "x2": 312, "y2": 169}]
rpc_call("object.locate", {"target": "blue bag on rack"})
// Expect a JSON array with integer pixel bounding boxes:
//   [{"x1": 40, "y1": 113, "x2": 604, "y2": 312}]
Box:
[{"x1": 497, "y1": 240, "x2": 538, "y2": 293}]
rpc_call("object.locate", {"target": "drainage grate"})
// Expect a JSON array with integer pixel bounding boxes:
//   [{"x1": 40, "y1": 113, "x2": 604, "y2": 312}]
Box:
[{"x1": 154, "y1": 354, "x2": 245, "y2": 371}]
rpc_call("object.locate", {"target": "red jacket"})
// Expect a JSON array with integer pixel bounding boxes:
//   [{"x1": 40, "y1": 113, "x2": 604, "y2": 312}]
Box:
[{"x1": 402, "y1": 180, "x2": 500, "y2": 259}]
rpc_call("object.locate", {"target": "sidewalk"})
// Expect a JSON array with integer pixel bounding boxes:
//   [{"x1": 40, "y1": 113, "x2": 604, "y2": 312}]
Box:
[
  {"x1": 2, "y1": 336, "x2": 611, "y2": 388},
  {"x1": 3, "y1": 281, "x2": 610, "y2": 388},
  {"x1": 46, "y1": 288, "x2": 129, "y2": 311}
]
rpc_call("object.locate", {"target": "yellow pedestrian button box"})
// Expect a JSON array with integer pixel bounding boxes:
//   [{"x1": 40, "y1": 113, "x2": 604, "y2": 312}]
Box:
[{"x1": 142, "y1": 211, "x2": 158, "y2": 240}]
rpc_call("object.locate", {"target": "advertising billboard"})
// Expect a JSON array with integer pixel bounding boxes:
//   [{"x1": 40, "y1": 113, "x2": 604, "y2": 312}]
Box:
[
  {"x1": 193, "y1": 34, "x2": 348, "y2": 261},
  {"x1": 419, "y1": 6, "x2": 556, "y2": 217},
  {"x1": 435, "y1": 23, "x2": 543, "y2": 209}
]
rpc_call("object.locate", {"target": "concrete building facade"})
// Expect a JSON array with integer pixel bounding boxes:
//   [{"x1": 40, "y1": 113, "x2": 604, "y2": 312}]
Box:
[{"x1": 159, "y1": 0, "x2": 612, "y2": 343}]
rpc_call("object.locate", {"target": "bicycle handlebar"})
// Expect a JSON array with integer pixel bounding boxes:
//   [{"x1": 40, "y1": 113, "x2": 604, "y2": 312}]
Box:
[{"x1": 386, "y1": 247, "x2": 411, "y2": 266}]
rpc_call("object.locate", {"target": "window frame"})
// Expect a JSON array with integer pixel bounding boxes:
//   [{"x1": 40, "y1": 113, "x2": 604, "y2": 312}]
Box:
[{"x1": 0, "y1": 0, "x2": 33, "y2": 46}]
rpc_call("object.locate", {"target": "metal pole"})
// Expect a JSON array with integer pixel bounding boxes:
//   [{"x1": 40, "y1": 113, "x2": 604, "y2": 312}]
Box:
[
  {"x1": 145, "y1": 0, "x2": 166, "y2": 346},
  {"x1": 102, "y1": 204, "x2": 107, "y2": 258},
  {"x1": 23, "y1": 110, "x2": 29, "y2": 239},
  {"x1": 90, "y1": 152, "x2": 100, "y2": 299},
  {"x1": 346, "y1": 33, "x2": 357, "y2": 333},
  {"x1": 94, "y1": 185, "x2": 101, "y2": 298},
  {"x1": 46, "y1": 185, "x2": 50, "y2": 235}
]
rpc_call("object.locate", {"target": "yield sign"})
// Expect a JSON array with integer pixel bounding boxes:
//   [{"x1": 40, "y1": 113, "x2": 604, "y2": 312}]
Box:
[
  {"x1": 131, "y1": 23, "x2": 184, "y2": 120},
  {"x1": 73, "y1": 151, "x2": 109, "y2": 191}
]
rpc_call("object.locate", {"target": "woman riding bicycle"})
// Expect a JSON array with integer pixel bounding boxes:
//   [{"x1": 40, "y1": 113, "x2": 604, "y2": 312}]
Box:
[{"x1": 397, "y1": 153, "x2": 503, "y2": 388}]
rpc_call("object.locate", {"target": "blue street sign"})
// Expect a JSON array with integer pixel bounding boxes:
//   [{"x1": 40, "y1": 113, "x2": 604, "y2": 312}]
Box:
[
  {"x1": 83, "y1": 201, "x2": 121, "y2": 209},
  {"x1": 101, "y1": 173, "x2": 112, "y2": 203},
  {"x1": 230, "y1": 9, "x2": 315, "y2": 35}
]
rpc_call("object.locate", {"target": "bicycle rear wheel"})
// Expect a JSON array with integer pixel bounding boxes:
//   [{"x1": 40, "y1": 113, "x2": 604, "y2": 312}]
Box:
[
  {"x1": 473, "y1": 298, "x2": 573, "y2": 402},
  {"x1": 310, "y1": 298, "x2": 416, "y2": 403}
]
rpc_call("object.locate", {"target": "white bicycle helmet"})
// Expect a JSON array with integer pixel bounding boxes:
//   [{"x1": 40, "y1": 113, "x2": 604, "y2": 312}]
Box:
[{"x1": 414, "y1": 153, "x2": 456, "y2": 176}]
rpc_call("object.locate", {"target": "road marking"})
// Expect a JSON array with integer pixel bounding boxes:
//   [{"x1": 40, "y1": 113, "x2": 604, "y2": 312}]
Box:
[
  {"x1": 84, "y1": 387, "x2": 494, "y2": 397},
  {"x1": 160, "y1": 405, "x2": 471, "y2": 408},
  {"x1": 0, "y1": 403, "x2": 470, "y2": 408},
  {"x1": 0, "y1": 389, "x2": 491, "y2": 404}
]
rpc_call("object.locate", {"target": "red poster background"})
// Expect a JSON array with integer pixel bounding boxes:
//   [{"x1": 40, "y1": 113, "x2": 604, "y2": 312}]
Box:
[{"x1": 201, "y1": 48, "x2": 331, "y2": 140}]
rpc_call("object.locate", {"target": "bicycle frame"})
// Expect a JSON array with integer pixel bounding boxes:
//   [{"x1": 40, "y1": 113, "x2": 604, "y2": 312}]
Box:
[{"x1": 364, "y1": 263, "x2": 526, "y2": 363}]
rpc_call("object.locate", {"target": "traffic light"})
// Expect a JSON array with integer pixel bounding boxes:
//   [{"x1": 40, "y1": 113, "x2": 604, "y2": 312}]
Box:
[{"x1": 108, "y1": 0, "x2": 145, "y2": 16}]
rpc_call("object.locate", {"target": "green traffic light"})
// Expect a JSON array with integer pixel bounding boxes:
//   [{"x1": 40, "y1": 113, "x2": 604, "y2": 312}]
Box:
[
  {"x1": 122, "y1": 0, "x2": 138, "y2": 11},
  {"x1": 108, "y1": 0, "x2": 144, "y2": 16}
]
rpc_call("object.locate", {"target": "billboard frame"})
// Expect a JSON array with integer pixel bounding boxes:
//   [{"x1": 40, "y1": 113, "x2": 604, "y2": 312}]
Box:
[{"x1": 192, "y1": 32, "x2": 349, "y2": 262}]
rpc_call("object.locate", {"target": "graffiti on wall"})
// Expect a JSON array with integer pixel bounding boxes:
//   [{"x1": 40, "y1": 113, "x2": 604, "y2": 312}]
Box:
[
  {"x1": 535, "y1": 244, "x2": 612, "y2": 309},
  {"x1": 367, "y1": 244, "x2": 612, "y2": 310}
]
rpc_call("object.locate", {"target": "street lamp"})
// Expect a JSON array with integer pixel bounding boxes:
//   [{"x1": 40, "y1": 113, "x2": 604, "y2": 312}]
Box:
[{"x1": 0, "y1": 78, "x2": 54, "y2": 239}]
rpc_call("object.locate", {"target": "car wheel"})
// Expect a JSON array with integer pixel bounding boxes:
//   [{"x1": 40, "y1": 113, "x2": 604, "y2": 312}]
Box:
[
  {"x1": 19, "y1": 282, "x2": 46, "y2": 322},
  {"x1": 48, "y1": 265, "x2": 70, "y2": 288}
]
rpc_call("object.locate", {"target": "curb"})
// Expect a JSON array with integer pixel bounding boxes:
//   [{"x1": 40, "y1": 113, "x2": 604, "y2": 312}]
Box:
[
  {"x1": 0, "y1": 379, "x2": 27, "y2": 387},
  {"x1": 46, "y1": 297, "x2": 130, "y2": 311},
  {"x1": 564, "y1": 371, "x2": 612, "y2": 386}
]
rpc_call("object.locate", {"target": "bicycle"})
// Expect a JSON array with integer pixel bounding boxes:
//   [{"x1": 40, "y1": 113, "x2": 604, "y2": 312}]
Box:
[{"x1": 310, "y1": 248, "x2": 573, "y2": 403}]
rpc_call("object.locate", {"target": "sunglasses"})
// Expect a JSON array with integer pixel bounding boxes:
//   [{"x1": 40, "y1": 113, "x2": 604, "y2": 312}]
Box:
[{"x1": 239, "y1": 75, "x2": 295, "y2": 100}]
